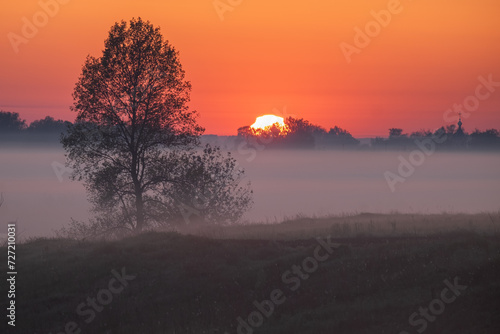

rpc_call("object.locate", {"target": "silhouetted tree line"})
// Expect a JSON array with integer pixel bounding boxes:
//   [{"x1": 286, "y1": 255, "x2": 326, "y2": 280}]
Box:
[
  {"x1": 238, "y1": 117, "x2": 360, "y2": 149},
  {"x1": 0, "y1": 110, "x2": 71, "y2": 136},
  {"x1": 3, "y1": 110, "x2": 498, "y2": 151},
  {"x1": 372, "y1": 127, "x2": 500, "y2": 150}
]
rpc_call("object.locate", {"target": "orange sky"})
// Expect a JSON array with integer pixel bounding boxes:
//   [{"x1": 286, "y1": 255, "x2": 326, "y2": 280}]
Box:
[{"x1": 1, "y1": 0, "x2": 499, "y2": 137}]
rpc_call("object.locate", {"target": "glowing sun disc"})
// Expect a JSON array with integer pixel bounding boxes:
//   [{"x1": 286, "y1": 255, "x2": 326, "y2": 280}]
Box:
[{"x1": 250, "y1": 115, "x2": 286, "y2": 130}]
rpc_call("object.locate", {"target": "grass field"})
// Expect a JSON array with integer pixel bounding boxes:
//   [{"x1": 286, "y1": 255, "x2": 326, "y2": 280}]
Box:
[{"x1": 1, "y1": 213, "x2": 500, "y2": 333}]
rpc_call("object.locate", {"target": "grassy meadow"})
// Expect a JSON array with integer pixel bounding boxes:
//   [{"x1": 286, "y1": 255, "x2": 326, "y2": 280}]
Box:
[{"x1": 1, "y1": 212, "x2": 500, "y2": 333}]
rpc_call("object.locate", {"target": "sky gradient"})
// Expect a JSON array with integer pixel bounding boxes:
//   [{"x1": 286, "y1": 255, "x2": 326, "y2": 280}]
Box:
[{"x1": 1, "y1": 0, "x2": 499, "y2": 137}]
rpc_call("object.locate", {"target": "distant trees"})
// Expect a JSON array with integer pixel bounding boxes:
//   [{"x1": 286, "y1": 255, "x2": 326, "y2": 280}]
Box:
[
  {"x1": 409, "y1": 130, "x2": 432, "y2": 138},
  {"x1": 316, "y1": 125, "x2": 360, "y2": 148},
  {"x1": 237, "y1": 117, "x2": 359, "y2": 149},
  {"x1": 470, "y1": 129, "x2": 500, "y2": 149},
  {"x1": 371, "y1": 126, "x2": 500, "y2": 151},
  {"x1": 0, "y1": 111, "x2": 26, "y2": 133},
  {"x1": 238, "y1": 122, "x2": 289, "y2": 144},
  {"x1": 26, "y1": 116, "x2": 71, "y2": 134},
  {"x1": 445, "y1": 125, "x2": 457, "y2": 136},
  {"x1": 61, "y1": 18, "x2": 252, "y2": 238},
  {"x1": 373, "y1": 128, "x2": 438, "y2": 150},
  {"x1": 284, "y1": 117, "x2": 317, "y2": 148},
  {"x1": 0, "y1": 111, "x2": 71, "y2": 139},
  {"x1": 388, "y1": 128, "x2": 403, "y2": 138},
  {"x1": 241, "y1": 118, "x2": 500, "y2": 152}
]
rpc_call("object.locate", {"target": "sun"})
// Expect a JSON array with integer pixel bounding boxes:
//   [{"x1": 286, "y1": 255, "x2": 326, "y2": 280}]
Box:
[{"x1": 250, "y1": 115, "x2": 287, "y2": 131}]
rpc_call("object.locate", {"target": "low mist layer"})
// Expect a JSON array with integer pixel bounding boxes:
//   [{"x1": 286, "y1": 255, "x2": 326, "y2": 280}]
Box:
[{"x1": 0, "y1": 145, "x2": 499, "y2": 238}]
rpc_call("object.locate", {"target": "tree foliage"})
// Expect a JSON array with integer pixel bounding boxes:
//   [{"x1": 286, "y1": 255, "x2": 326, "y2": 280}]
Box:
[
  {"x1": 166, "y1": 146, "x2": 252, "y2": 225},
  {"x1": 61, "y1": 18, "x2": 252, "y2": 238}
]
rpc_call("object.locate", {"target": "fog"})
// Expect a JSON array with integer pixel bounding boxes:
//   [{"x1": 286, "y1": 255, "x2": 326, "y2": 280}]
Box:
[
  {"x1": 1, "y1": 144, "x2": 499, "y2": 238},
  {"x1": 238, "y1": 149, "x2": 500, "y2": 221}
]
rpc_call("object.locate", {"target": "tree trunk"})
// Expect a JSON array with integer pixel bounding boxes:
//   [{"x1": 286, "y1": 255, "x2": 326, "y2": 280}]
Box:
[
  {"x1": 131, "y1": 147, "x2": 144, "y2": 232},
  {"x1": 135, "y1": 189, "x2": 145, "y2": 232}
]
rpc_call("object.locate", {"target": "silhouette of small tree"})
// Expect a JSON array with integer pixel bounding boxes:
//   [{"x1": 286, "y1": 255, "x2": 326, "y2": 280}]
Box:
[{"x1": 61, "y1": 18, "x2": 252, "y2": 237}]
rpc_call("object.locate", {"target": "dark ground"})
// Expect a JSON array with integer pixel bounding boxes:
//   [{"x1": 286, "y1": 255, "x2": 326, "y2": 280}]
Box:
[{"x1": 1, "y1": 227, "x2": 500, "y2": 334}]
